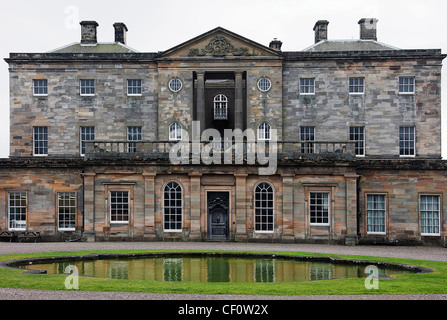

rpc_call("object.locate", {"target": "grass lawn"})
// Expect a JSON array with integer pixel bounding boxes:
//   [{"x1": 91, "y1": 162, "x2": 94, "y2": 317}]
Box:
[{"x1": 0, "y1": 249, "x2": 446, "y2": 296}]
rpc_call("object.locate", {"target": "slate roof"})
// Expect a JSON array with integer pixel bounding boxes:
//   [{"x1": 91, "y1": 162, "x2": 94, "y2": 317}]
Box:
[
  {"x1": 303, "y1": 40, "x2": 400, "y2": 52},
  {"x1": 48, "y1": 42, "x2": 139, "y2": 54}
]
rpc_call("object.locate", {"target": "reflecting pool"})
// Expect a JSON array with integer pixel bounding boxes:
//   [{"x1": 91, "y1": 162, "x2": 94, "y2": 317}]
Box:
[{"x1": 21, "y1": 256, "x2": 413, "y2": 283}]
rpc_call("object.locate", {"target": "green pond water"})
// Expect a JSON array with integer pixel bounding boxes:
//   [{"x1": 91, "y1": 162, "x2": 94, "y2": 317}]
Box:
[{"x1": 21, "y1": 256, "x2": 413, "y2": 283}]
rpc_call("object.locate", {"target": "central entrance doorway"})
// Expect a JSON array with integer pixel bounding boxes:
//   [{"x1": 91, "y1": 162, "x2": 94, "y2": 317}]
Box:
[{"x1": 207, "y1": 192, "x2": 230, "y2": 240}]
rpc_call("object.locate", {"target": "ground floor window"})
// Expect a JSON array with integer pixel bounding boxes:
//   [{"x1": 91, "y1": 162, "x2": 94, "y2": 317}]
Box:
[
  {"x1": 110, "y1": 191, "x2": 129, "y2": 224},
  {"x1": 254, "y1": 183, "x2": 274, "y2": 232},
  {"x1": 8, "y1": 192, "x2": 27, "y2": 231},
  {"x1": 367, "y1": 194, "x2": 386, "y2": 234},
  {"x1": 58, "y1": 192, "x2": 76, "y2": 231},
  {"x1": 309, "y1": 192, "x2": 329, "y2": 225},
  {"x1": 164, "y1": 182, "x2": 183, "y2": 232},
  {"x1": 420, "y1": 195, "x2": 440, "y2": 236}
]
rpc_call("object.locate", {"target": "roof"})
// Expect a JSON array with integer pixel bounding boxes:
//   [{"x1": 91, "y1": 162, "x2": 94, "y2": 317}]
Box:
[
  {"x1": 303, "y1": 39, "x2": 400, "y2": 52},
  {"x1": 48, "y1": 42, "x2": 139, "y2": 54}
]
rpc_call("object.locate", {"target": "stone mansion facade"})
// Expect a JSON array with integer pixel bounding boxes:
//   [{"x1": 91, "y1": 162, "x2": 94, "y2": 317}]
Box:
[{"x1": 1, "y1": 19, "x2": 446, "y2": 245}]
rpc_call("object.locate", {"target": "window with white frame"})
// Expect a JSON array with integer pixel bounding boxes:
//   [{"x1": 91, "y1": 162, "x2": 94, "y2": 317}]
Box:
[
  {"x1": 110, "y1": 191, "x2": 129, "y2": 224},
  {"x1": 164, "y1": 182, "x2": 183, "y2": 232},
  {"x1": 33, "y1": 79, "x2": 48, "y2": 96},
  {"x1": 399, "y1": 127, "x2": 415, "y2": 157},
  {"x1": 214, "y1": 94, "x2": 228, "y2": 120},
  {"x1": 169, "y1": 122, "x2": 182, "y2": 141},
  {"x1": 349, "y1": 77, "x2": 364, "y2": 94},
  {"x1": 309, "y1": 192, "x2": 329, "y2": 225},
  {"x1": 420, "y1": 195, "x2": 440, "y2": 236},
  {"x1": 366, "y1": 194, "x2": 386, "y2": 234},
  {"x1": 349, "y1": 126, "x2": 365, "y2": 156},
  {"x1": 254, "y1": 182, "x2": 274, "y2": 232},
  {"x1": 258, "y1": 122, "x2": 271, "y2": 141},
  {"x1": 257, "y1": 78, "x2": 272, "y2": 92},
  {"x1": 399, "y1": 77, "x2": 415, "y2": 94},
  {"x1": 127, "y1": 79, "x2": 142, "y2": 96},
  {"x1": 80, "y1": 126, "x2": 95, "y2": 156},
  {"x1": 300, "y1": 78, "x2": 315, "y2": 95},
  {"x1": 8, "y1": 192, "x2": 27, "y2": 231},
  {"x1": 33, "y1": 126, "x2": 48, "y2": 156},
  {"x1": 300, "y1": 127, "x2": 315, "y2": 154},
  {"x1": 127, "y1": 126, "x2": 142, "y2": 153},
  {"x1": 58, "y1": 192, "x2": 76, "y2": 231},
  {"x1": 80, "y1": 79, "x2": 95, "y2": 96}
]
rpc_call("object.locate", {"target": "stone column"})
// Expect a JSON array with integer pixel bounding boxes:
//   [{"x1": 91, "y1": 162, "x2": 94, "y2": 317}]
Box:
[
  {"x1": 235, "y1": 71, "x2": 244, "y2": 131},
  {"x1": 189, "y1": 173, "x2": 202, "y2": 239},
  {"x1": 82, "y1": 173, "x2": 96, "y2": 242},
  {"x1": 235, "y1": 174, "x2": 248, "y2": 239},
  {"x1": 143, "y1": 173, "x2": 156, "y2": 239},
  {"x1": 281, "y1": 174, "x2": 295, "y2": 241},
  {"x1": 345, "y1": 173, "x2": 359, "y2": 245},
  {"x1": 195, "y1": 72, "x2": 206, "y2": 141}
]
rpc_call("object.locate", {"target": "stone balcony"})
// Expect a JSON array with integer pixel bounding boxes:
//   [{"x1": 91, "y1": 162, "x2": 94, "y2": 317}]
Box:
[{"x1": 84, "y1": 140, "x2": 356, "y2": 163}]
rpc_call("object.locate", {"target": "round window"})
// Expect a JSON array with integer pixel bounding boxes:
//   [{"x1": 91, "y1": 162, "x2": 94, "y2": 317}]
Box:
[
  {"x1": 169, "y1": 78, "x2": 183, "y2": 92},
  {"x1": 257, "y1": 78, "x2": 272, "y2": 92}
]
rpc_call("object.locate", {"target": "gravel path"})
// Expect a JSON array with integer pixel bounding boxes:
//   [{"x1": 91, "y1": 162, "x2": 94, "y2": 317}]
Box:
[{"x1": 0, "y1": 242, "x2": 446, "y2": 300}]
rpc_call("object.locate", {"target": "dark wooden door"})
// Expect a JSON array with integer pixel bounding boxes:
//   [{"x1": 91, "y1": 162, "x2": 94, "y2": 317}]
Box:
[{"x1": 207, "y1": 192, "x2": 230, "y2": 240}]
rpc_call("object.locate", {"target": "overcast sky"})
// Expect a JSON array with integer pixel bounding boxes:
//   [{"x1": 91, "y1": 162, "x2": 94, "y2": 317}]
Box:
[{"x1": 1, "y1": 0, "x2": 446, "y2": 158}]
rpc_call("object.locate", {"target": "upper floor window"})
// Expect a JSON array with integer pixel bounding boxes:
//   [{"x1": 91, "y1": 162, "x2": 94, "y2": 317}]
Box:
[
  {"x1": 399, "y1": 77, "x2": 415, "y2": 94},
  {"x1": 127, "y1": 79, "x2": 142, "y2": 96},
  {"x1": 33, "y1": 126, "x2": 48, "y2": 156},
  {"x1": 399, "y1": 127, "x2": 415, "y2": 157},
  {"x1": 214, "y1": 94, "x2": 228, "y2": 120},
  {"x1": 257, "y1": 78, "x2": 272, "y2": 92},
  {"x1": 300, "y1": 78, "x2": 315, "y2": 95},
  {"x1": 80, "y1": 79, "x2": 95, "y2": 96},
  {"x1": 300, "y1": 126, "x2": 315, "y2": 154},
  {"x1": 80, "y1": 126, "x2": 95, "y2": 156},
  {"x1": 349, "y1": 77, "x2": 364, "y2": 94},
  {"x1": 349, "y1": 126, "x2": 365, "y2": 157},
  {"x1": 169, "y1": 122, "x2": 182, "y2": 141},
  {"x1": 33, "y1": 79, "x2": 48, "y2": 96},
  {"x1": 258, "y1": 122, "x2": 271, "y2": 141},
  {"x1": 169, "y1": 78, "x2": 183, "y2": 93},
  {"x1": 127, "y1": 126, "x2": 142, "y2": 153}
]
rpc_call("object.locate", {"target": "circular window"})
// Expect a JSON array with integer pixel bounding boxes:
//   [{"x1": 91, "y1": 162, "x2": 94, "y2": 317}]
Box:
[
  {"x1": 169, "y1": 78, "x2": 183, "y2": 92},
  {"x1": 257, "y1": 78, "x2": 272, "y2": 92}
]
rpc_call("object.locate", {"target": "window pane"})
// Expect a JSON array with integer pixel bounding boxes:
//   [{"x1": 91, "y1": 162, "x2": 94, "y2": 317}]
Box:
[
  {"x1": 164, "y1": 182, "x2": 182, "y2": 231},
  {"x1": 9, "y1": 192, "x2": 27, "y2": 230},
  {"x1": 110, "y1": 191, "x2": 129, "y2": 223},
  {"x1": 254, "y1": 183, "x2": 274, "y2": 232},
  {"x1": 421, "y1": 195, "x2": 440, "y2": 235},
  {"x1": 367, "y1": 195, "x2": 386, "y2": 233},
  {"x1": 310, "y1": 193, "x2": 329, "y2": 225}
]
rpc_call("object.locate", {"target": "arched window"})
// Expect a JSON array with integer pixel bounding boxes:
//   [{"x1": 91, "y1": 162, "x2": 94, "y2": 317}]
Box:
[
  {"x1": 164, "y1": 182, "x2": 182, "y2": 231},
  {"x1": 214, "y1": 94, "x2": 228, "y2": 120},
  {"x1": 169, "y1": 122, "x2": 182, "y2": 141},
  {"x1": 254, "y1": 182, "x2": 274, "y2": 232},
  {"x1": 258, "y1": 122, "x2": 271, "y2": 141}
]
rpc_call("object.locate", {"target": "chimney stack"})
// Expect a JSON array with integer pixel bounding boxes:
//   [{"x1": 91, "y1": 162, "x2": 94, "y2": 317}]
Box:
[
  {"x1": 359, "y1": 18, "x2": 378, "y2": 41},
  {"x1": 269, "y1": 38, "x2": 283, "y2": 51},
  {"x1": 80, "y1": 21, "x2": 99, "y2": 45},
  {"x1": 114, "y1": 22, "x2": 128, "y2": 45},
  {"x1": 313, "y1": 20, "x2": 329, "y2": 43}
]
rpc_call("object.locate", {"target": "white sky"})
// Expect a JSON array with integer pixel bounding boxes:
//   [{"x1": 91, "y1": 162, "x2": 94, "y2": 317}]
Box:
[{"x1": 1, "y1": 0, "x2": 446, "y2": 158}]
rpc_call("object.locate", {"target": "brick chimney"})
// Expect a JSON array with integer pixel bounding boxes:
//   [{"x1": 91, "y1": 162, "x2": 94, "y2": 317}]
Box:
[
  {"x1": 359, "y1": 18, "x2": 378, "y2": 41},
  {"x1": 313, "y1": 20, "x2": 329, "y2": 43},
  {"x1": 80, "y1": 21, "x2": 99, "y2": 45},
  {"x1": 269, "y1": 38, "x2": 282, "y2": 51},
  {"x1": 113, "y1": 23, "x2": 128, "y2": 45}
]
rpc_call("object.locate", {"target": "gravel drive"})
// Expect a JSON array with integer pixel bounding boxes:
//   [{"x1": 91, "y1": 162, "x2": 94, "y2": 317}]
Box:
[{"x1": 0, "y1": 242, "x2": 446, "y2": 300}]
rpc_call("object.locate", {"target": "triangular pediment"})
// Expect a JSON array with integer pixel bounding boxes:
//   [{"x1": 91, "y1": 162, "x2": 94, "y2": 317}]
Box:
[{"x1": 160, "y1": 27, "x2": 281, "y2": 58}]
